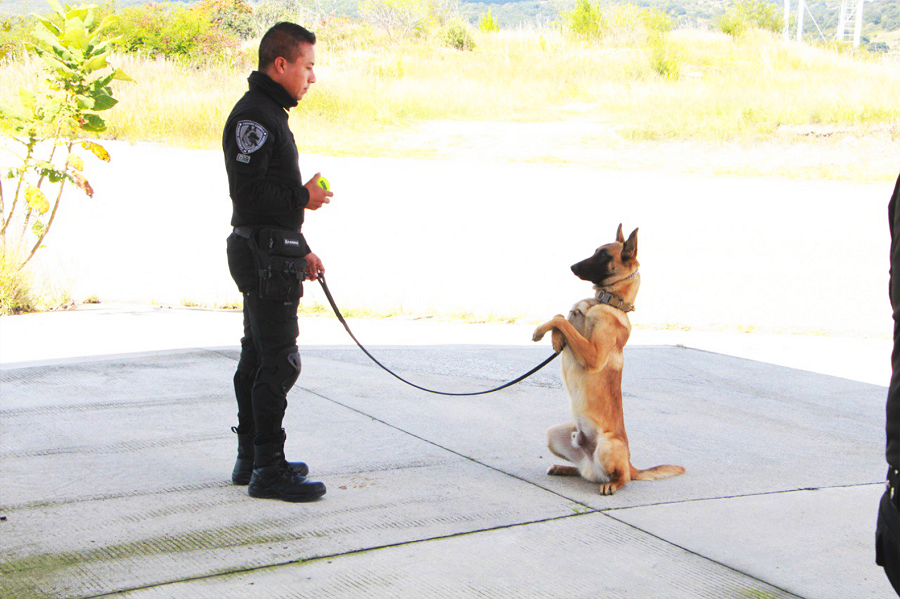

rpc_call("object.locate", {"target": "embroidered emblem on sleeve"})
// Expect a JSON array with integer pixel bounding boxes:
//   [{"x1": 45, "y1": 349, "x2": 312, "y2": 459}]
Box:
[{"x1": 236, "y1": 121, "x2": 268, "y2": 154}]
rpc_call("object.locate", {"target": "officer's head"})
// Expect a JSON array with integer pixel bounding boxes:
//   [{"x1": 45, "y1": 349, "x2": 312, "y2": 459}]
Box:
[{"x1": 259, "y1": 22, "x2": 317, "y2": 102}]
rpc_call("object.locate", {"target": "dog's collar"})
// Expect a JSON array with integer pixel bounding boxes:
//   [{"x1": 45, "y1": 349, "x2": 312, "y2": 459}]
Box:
[
  {"x1": 610, "y1": 269, "x2": 639, "y2": 284},
  {"x1": 593, "y1": 290, "x2": 635, "y2": 313}
]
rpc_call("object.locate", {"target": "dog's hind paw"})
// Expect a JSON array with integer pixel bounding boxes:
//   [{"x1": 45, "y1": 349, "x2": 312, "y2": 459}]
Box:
[{"x1": 547, "y1": 464, "x2": 579, "y2": 476}]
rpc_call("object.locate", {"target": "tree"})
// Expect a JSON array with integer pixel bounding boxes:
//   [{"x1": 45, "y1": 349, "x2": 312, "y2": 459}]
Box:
[
  {"x1": 0, "y1": 0, "x2": 131, "y2": 284},
  {"x1": 359, "y1": 0, "x2": 431, "y2": 40}
]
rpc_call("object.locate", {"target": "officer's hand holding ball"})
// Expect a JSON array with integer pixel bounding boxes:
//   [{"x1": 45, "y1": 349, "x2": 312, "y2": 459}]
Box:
[{"x1": 305, "y1": 173, "x2": 332, "y2": 210}]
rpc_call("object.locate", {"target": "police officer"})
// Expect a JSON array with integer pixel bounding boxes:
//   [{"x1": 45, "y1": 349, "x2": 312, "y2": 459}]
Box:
[
  {"x1": 878, "y1": 169, "x2": 900, "y2": 592},
  {"x1": 223, "y1": 22, "x2": 332, "y2": 502}
]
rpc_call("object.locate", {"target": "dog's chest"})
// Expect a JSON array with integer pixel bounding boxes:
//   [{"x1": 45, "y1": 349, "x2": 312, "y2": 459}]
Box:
[{"x1": 567, "y1": 299, "x2": 600, "y2": 337}]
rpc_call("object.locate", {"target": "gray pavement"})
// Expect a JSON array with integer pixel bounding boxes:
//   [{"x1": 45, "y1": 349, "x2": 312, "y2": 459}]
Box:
[{"x1": 0, "y1": 307, "x2": 895, "y2": 597}]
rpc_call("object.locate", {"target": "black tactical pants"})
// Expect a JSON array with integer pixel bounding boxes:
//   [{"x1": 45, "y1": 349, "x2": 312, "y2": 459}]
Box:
[
  {"x1": 879, "y1": 171, "x2": 900, "y2": 595},
  {"x1": 227, "y1": 232, "x2": 302, "y2": 443}
]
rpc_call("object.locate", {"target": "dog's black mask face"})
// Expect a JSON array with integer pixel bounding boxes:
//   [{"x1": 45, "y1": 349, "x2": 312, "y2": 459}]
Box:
[
  {"x1": 571, "y1": 247, "x2": 617, "y2": 284},
  {"x1": 571, "y1": 225, "x2": 639, "y2": 286}
]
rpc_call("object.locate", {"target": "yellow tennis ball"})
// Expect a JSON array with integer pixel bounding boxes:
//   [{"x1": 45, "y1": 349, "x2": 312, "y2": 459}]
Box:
[{"x1": 317, "y1": 176, "x2": 330, "y2": 191}]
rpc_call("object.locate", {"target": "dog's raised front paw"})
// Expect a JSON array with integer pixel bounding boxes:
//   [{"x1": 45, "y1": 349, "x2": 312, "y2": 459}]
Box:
[{"x1": 551, "y1": 329, "x2": 566, "y2": 353}]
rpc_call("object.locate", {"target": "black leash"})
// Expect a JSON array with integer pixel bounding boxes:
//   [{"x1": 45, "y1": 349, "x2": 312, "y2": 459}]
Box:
[{"x1": 315, "y1": 274, "x2": 559, "y2": 396}]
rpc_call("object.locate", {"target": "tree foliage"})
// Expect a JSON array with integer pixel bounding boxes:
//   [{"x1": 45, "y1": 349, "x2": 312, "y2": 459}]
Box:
[
  {"x1": 0, "y1": 0, "x2": 131, "y2": 300},
  {"x1": 478, "y1": 8, "x2": 498, "y2": 32},
  {"x1": 716, "y1": 0, "x2": 782, "y2": 36},
  {"x1": 359, "y1": 0, "x2": 431, "y2": 39},
  {"x1": 105, "y1": 2, "x2": 241, "y2": 62}
]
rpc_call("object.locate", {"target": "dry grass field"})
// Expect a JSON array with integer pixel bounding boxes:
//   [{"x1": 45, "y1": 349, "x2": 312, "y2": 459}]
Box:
[{"x1": 1, "y1": 24, "x2": 898, "y2": 182}]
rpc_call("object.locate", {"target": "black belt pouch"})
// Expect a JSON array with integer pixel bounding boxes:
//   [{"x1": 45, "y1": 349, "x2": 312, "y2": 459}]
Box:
[
  {"x1": 877, "y1": 469, "x2": 900, "y2": 594},
  {"x1": 251, "y1": 228, "x2": 306, "y2": 301}
]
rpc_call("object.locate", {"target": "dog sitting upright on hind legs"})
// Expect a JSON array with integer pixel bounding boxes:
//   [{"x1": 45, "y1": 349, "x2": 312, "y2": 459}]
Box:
[{"x1": 532, "y1": 224, "x2": 684, "y2": 495}]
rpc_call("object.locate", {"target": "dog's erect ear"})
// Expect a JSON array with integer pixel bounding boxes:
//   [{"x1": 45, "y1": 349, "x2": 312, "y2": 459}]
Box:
[
  {"x1": 621, "y1": 228, "x2": 638, "y2": 261},
  {"x1": 616, "y1": 223, "x2": 625, "y2": 244}
]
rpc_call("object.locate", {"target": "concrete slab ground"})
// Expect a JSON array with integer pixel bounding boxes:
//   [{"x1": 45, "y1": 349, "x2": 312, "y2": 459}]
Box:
[{"x1": 0, "y1": 307, "x2": 894, "y2": 597}]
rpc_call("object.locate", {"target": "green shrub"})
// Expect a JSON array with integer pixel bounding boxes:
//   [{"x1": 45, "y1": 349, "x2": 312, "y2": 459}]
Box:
[
  {"x1": 640, "y1": 5, "x2": 673, "y2": 36},
  {"x1": 478, "y1": 9, "x2": 499, "y2": 33},
  {"x1": 196, "y1": 0, "x2": 255, "y2": 40},
  {"x1": 441, "y1": 19, "x2": 475, "y2": 50},
  {"x1": 563, "y1": 0, "x2": 605, "y2": 40},
  {"x1": 0, "y1": 15, "x2": 32, "y2": 62},
  {"x1": 648, "y1": 35, "x2": 679, "y2": 80},
  {"x1": 716, "y1": 0, "x2": 782, "y2": 37},
  {"x1": 109, "y1": 3, "x2": 241, "y2": 63},
  {"x1": 0, "y1": 249, "x2": 34, "y2": 315}
]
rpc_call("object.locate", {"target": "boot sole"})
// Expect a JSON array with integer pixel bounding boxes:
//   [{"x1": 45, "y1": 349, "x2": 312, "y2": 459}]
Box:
[
  {"x1": 248, "y1": 485, "x2": 326, "y2": 502},
  {"x1": 232, "y1": 472, "x2": 252, "y2": 486},
  {"x1": 233, "y1": 465, "x2": 309, "y2": 486}
]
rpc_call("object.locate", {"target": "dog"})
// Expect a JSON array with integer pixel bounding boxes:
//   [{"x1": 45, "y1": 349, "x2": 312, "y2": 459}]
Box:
[{"x1": 532, "y1": 224, "x2": 684, "y2": 495}]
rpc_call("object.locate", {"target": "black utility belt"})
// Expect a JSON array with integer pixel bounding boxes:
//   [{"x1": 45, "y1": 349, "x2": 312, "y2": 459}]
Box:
[{"x1": 235, "y1": 227, "x2": 306, "y2": 301}]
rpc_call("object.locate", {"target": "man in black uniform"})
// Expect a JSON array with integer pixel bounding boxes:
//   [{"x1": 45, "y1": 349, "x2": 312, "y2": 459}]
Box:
[
  {"x1": 878, "y1": 169, "x2": 900, "y2": 593},
  {"x1": 223, "y1": 22, "x2": 333, "y2": 502}
]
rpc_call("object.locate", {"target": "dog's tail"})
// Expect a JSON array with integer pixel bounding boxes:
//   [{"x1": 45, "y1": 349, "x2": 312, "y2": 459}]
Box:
[{"x1": 630, "y1": 464, "x2": 685, "y2": 481}]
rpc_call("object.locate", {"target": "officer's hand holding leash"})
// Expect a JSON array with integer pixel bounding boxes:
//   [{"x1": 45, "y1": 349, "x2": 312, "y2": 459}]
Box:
[
  {"x1": 305, "y1": 253, "x2": 324, "y2": 281},
  {"x1": 304, "y1": 173, "x2": 332, "y2": 210}
]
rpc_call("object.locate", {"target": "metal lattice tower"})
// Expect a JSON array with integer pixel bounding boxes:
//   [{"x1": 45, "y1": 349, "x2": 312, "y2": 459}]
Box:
[{"x1": 789, "y1": 0, "x2": 867, "y2": 47}]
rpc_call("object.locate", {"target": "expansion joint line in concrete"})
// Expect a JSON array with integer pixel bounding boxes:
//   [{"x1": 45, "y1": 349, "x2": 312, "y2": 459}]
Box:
[
  {"x1": 302, "y1": 386, "x2": 804, "y2": 599},
  {"x1": 600, "y1": 481, "x2": 885, "y2": 513},
  {"x1": 599, "y1": 511, "x2": 804, "y2": 599},
  {"x1": 301, "y1": 387, "x2": 594, "y2": 508}
]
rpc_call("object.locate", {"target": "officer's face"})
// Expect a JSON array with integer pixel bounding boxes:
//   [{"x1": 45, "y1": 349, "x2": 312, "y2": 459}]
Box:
[{"x1": 279, "y1": 43, "x2": 316, "y2": 102}]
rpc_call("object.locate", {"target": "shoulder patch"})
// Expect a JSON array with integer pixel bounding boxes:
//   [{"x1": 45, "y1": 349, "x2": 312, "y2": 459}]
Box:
[
  {"x1": 236, "y1": 120, "x2": 268, "y2": 154},
  {"x1": 236, "y1": 154, "x2": 251, "y2": 163}
]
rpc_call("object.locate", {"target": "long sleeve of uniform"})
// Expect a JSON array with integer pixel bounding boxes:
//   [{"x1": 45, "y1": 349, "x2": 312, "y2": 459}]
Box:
[
  {"x1": 224, "y1": 114, "x2": 310, "y2": 217},
  {"x1": 223, "y1": 71, "x2": 311, "y2": 241}
]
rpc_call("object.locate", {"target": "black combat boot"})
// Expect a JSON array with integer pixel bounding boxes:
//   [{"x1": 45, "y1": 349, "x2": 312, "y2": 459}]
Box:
[
  {"x1": 248, "y1": 435, "x2": 326, "y2": 502},
  {"x1": 232, "y1": 427, "x2": 309, "y2": 485}
]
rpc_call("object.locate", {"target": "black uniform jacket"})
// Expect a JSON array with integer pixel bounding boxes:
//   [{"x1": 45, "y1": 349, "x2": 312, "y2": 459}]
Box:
[{"x1": 223, "y1": 71, "x2": 311, "y2": 255}]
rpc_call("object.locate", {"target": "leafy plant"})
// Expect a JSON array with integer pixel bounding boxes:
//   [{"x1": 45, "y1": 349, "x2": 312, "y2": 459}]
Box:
[{"x1": 0, "y1": 0, "x2": 131, "y2": 287}]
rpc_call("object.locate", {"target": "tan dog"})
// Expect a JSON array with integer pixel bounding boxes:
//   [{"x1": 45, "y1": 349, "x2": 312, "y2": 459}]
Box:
[{"x1": 532, "y1": 224, "x2": 684, "y2": 495}]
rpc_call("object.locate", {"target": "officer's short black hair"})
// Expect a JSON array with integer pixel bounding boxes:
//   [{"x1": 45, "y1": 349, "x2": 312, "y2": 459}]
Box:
[{"x1": 259, "y1": 22, "x2": 316, "y2": 71}]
